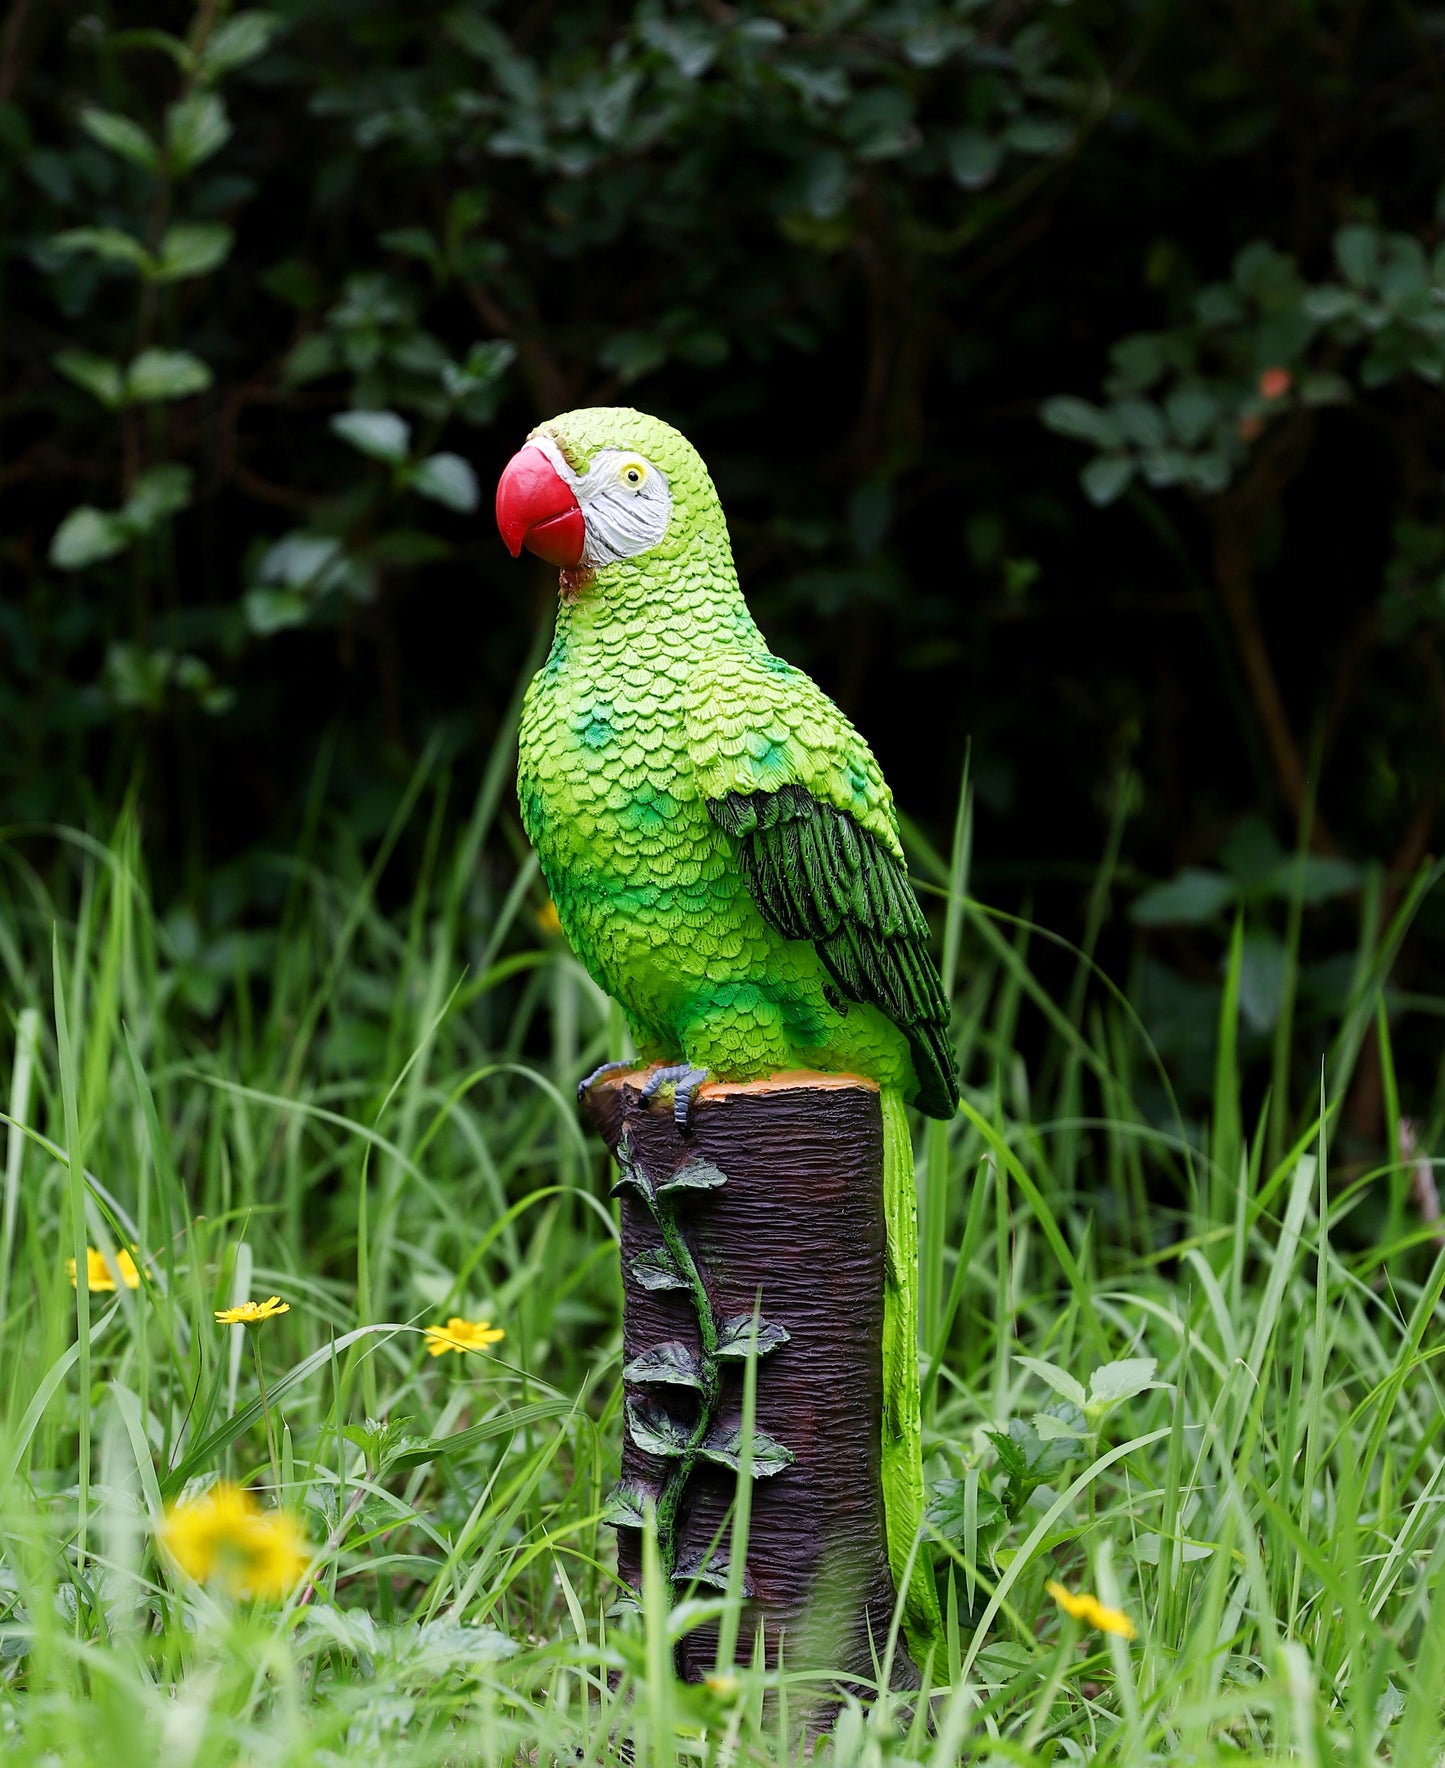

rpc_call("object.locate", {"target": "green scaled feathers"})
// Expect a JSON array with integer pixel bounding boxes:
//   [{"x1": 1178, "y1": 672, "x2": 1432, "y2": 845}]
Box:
[
  {"x1": 512, "y1": 406, "x2": 958, "y2": 1668},
  {"x1": 710, "y1": 785, "x2": 956, "y2": 1119}
]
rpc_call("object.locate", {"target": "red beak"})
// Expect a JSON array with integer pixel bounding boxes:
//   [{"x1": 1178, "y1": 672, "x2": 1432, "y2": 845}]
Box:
[{"x1": 495, "y1": 445, "x2": 586, "y2": 567}]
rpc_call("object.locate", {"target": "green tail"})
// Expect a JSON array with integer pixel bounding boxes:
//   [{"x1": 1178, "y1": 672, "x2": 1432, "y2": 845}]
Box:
[{"x1": 880, "y1": 1086, "x2": 944, "y2": 1670}]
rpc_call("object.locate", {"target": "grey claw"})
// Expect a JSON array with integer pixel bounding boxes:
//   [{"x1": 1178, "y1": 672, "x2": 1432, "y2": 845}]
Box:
[
  {"x1": 673, "y1": 1068, "x2": 708, "y2": 1132},
  {"x1": 638, "y1": 1063, "x2": 692, "y2": 1101},
  {"x1": 637, "y1": 1063, "x2": 709, "y2": 1131},
  {"x1": 577, "y1": 1060, "x2": 633, "y2": 1104}
]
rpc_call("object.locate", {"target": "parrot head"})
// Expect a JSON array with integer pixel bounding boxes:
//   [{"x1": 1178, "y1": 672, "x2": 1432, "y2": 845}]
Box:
[{"x1": 495, "y1": 407, "x2": 713, "y2": 578}]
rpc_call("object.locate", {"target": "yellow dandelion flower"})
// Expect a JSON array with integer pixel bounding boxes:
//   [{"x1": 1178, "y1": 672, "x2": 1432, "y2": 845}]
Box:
[
  {"x1": 424, "y1": 1316, "x2": 505, "y2": 1357},
  {"x1": 704, "y1": 1672, "x2": 739, "y2": 1699},
  {"x1": 215, "y1": 1295, "x2": 290, "y2": 1325},
  {"x1": 160, "y1": 1482, "x2": 312, "y2": 1599},
  {"x1": 1046, "y1": 1579, "x2": 1136, "y2": 1639},
  {"x1": 68, "y1": 1246, "x2": 141, "y2": 1291}
]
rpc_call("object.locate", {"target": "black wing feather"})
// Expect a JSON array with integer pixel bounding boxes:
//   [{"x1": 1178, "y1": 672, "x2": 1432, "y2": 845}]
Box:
[{"x1": 709, "y1": 787, "x2": 959, "y2": 1119}]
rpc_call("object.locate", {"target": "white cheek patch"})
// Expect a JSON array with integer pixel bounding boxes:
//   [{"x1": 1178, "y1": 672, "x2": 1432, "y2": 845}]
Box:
[{"x1": 580, "y1": 466, "x2": 673, "y2": 566}]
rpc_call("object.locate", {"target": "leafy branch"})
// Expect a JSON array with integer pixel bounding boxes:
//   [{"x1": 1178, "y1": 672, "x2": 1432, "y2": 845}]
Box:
[{"x1": 604, "y1": 1132, "x2": 791, "y2": 1595}]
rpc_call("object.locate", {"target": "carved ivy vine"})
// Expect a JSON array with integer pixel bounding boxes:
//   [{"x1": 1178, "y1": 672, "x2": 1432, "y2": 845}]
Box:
[{"x1": 603, "y1": 1129, "x2": 793, "y2": 1599}]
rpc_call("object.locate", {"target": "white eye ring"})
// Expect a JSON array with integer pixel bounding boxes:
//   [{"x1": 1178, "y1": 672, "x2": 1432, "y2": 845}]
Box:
[{"x1": 619, "y1": 460, "x2": 647, "y2": 491}]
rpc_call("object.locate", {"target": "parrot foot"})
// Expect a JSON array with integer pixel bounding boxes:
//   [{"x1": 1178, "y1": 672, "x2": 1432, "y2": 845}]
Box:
[
  {"x1": 638, "y1": 1063, "x2": 710, "y2": 1133},
  {"x1": 576, "y1": 1060, "x2": 636, "y2": 1106}
]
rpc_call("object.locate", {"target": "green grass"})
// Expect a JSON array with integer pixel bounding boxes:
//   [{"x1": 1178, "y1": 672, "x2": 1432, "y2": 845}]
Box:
[{"x1": 0, "y1": 738, "x2": 1442, "y2": 1766}]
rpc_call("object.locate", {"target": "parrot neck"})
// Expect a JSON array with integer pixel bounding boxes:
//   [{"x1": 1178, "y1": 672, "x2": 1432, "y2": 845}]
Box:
[{"x1": 554, "y1": 528, "x2": 762, "y2": 652}]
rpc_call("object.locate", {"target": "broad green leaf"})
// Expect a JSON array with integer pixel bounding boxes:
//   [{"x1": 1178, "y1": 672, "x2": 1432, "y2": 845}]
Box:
[
  {"x1": 123, "y1": 464, "x2": 193, "y2": 530},
  {"x1": 656, "y1": 1158, "x2": 728, "y2": 1196},
  {"x1": 715, "y1": 1315, "x2": 790, "y2": 1360},
  {"x1": 628, "y1": 1247, "x2": 687, "y2": 1292},
  {"x1": 1081, "y1": 454, "x2": 1134, "y2": 506},
  {"x1": 998, "y1": 1406, "x2": 1085, "y2": 1480},
  {"x1": 166, "y1": 93, "x2": 231, "y2": 174},
  {"x1": 1164, "y1": 383, "x2": 1218, "y2": 447},
  {"x1": 331, "y1": 408, "x2": 411, "y2": 463},
  {"x1": 1006, "y1": 116, "x2": 1072, "y2": 156},
  {"x1": 1303, "y1": 284, "x2": 1359, "y2": 323},
  {"x1": 1185, "y1": 452, "x2": 1232, "y2": 494},
  {"x1": 243, "y1": 589, "x2": 312, "y2": 635},
  {"x1": 257, "y1": 532, "x2": 347, "y2": 591},
  {"x1": 380, "y1": 226, "x2": 442, "y2": 268},
  {"x1": 54, "y1": 350, "x2": 125, "y2": 409},
  {"x1": 201, "y1": 11, "x2": 280, "y2": 76},
  {"x1": 409, "y1": 452, "x2": 479, "y2": 512},
  {"x1": 1109, "y1": 333, "x2": 1167, "y2": 392},
  {"x1": 625, "y1": 1397, "x2": 691, "y2": 1459},
  {"x1": 153, "y1": 223, "x2": 233, "y2": 283},
  {"x1": 1115, "y1": 398, "x2": 1167, "y2": 449},
  {"x1": 926, "y1": 1477, "x2": 1006, "y2": 1545},
  {"x1": 79, "y1": 107, "x2": 158, "y2": 170},
  {"x1": 126, "y1": 349, "x2": 212, "y2": 403},
  {"x1": 50, "y1": 507, "x2": 130, "y2": 570},
  {"x1": 1015, "y1": 1355, "x2": 1087, "y2": 1410},
  {"x1": 1265, "y1": 853, "x2": 1362, "y2": 905},
  {"x1": 1232, "y1": 239, "x2": 1297, "y2": 300},
  {"x1": 1089, "y1": 1356, "x2": 1158, "y2": 1406},
  {"x1": 1033, "y1": 1411, "x2": 1081, "y2": 1441},
  {"x1": 1239, "y1": 927, "x2": 1288, "y2": 1034},
  {"x1": 1130, "y1": 868, "x2": 1235, "y2": 926},
  {"x1": 1195, "y1": 283, "x2": 1245, "y2": 326},
  {"x1": 622, "y1": 1340, "x2": 703, "y2": 1390},
  {"x1": 1040, "y1": 396, "x2": 1120, "y2": 449},
  {"x1": 442, "y1": 340, "x2": 517, "y2": 419},
  {"x1": 985, "y1": 1427, "x2": 1031, "y2": 1482},
  {"x1": 1335, "y1": 225, "x2": 1378, "y2": 290},
  {"x1": 945, "y1": 128, "x2": 1002, "y2": 189},
  {"x1": 697, "y1": 1423, "x2": 793, "y2": 1478},
  {"x1": 107, "y1": 28, "x2": 193, "y2": 70},
  {"x1": 52, "y1": 228, "x2": 155, "y2": 274},
  {"x1": 283, "y1": 333, "x2": 339, "y2": 386}
]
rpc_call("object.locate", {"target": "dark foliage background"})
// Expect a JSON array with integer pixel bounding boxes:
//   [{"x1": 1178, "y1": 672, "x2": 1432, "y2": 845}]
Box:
[{"x1": 2, "y1": 0, "x2": 1443, "y2": 1138}]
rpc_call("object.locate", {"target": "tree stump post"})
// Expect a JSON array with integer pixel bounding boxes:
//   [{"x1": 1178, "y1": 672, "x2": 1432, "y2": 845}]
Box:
[{"x1": 582, "y1": 1068, "x2": 920, "y2": 1696}]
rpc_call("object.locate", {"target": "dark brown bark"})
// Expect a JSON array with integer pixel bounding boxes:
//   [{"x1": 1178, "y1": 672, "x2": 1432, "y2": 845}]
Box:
[{"x1": 581, "y1": 1069, "x2": 917, "y2": 1697}]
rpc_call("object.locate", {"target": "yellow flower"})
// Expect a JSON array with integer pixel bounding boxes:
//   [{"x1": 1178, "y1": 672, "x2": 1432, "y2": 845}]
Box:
[
  {"x1": 535, "y1": 897, "x2": 562, "y2": 935},
  {"x1": 704, "y1": 1672, "x2": 739, "y2": 1699},
  {"x1": 68, "y1": 1246, "x2": 141, "y2": 1291},
  {"x1": 1047, "y1": 1579, "x2": 1136, "y2": 1639},
  {"x1": 215, "y1": 1296, "x2": 289, "y2": 1325},
  {"x1": 424, "y1": 1316, "x2": 505, "y2": 1357},
  {"x1": 160, "y1": 1482, "x2": 311, "y2": 1599}
]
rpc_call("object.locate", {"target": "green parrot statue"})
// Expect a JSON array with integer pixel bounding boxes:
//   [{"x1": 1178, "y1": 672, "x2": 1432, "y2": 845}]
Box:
[{"x1": 496, "y1": 407, "x2": 958, "y2": 1664}]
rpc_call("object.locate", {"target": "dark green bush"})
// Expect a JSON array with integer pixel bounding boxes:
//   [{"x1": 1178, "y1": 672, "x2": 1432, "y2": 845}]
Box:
[{"x1": 1, "y1": 1, "x2": 1441, "y2": 1130}]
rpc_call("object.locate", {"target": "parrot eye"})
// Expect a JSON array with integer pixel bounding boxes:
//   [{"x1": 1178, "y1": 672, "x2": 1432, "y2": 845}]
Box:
[{"x1": 619, "y1": 459, "x2": 648, "y2": 492}]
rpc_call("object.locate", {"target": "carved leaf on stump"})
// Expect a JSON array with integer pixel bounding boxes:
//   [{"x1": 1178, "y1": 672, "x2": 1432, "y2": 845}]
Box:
[
  {"x1": 623, "y1": 1340, "x2": 706, "y2": 1390},
  {"x1": 698, "y1": 1421, "x2": 796, "y2": 1479}
]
